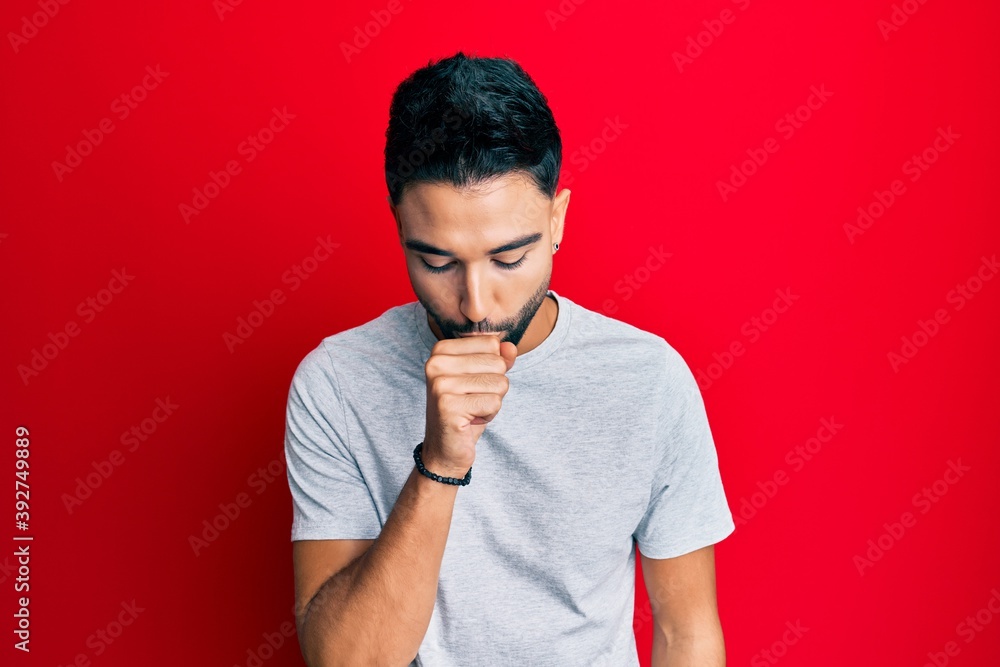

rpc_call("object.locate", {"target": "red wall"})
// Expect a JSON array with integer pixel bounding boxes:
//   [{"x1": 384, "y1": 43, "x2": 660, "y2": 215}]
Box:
[{"x1": 4, "y1": 1, "x2": 999, "y2": 665}]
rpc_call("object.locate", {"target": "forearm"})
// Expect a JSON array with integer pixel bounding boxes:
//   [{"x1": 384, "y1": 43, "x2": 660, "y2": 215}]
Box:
[
  {"x1": 651, "y1": 624, "x2": 726, "y2": 667},
  {"x1": 299, "y1": 465, "x2": 459, "y2": 666}
]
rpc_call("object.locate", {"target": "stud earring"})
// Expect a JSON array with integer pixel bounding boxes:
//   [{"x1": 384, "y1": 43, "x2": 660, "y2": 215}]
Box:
[{"x1": 553, "y1": 242, "x2": 560, "y2": 252}]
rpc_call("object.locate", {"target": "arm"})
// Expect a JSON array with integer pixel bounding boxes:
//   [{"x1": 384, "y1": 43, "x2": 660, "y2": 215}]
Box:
[
  {"x1": 640, "y1": 544, "x2": 726, "y2": 667},
  {"x1": 294, "y1": 462, "x2": 460, "y2": 667}
]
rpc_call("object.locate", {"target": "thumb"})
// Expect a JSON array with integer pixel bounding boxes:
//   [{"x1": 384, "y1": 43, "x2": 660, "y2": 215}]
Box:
[{"x1": 499, "y1": 341, "x2": 517, "y2": 370}]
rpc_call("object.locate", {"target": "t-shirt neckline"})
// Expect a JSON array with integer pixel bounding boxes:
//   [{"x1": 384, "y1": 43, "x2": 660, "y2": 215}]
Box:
[{"x1": 413, "y1": 289, "x2": 571, "y2": 373}]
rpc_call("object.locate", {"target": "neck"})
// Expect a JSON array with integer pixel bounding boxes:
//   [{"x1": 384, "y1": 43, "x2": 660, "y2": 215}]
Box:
[{"x1": 514, "y1": 294, "x2": 558, "y2": 355}]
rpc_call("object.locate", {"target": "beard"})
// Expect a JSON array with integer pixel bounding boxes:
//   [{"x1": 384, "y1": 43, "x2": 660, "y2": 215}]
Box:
[{"x1": 417, "y1": 264, "x2": 552, "y2": 348}]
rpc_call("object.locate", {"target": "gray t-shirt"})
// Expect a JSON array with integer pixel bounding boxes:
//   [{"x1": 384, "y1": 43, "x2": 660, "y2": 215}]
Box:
[{"x1": 284, "y1": 289, "x2": 735, "y2": 666}]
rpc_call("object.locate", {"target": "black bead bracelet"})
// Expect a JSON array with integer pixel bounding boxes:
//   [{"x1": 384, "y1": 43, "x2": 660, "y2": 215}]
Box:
[{"x1": 413, "y1": 442, "x2": 472, "y2": 486}]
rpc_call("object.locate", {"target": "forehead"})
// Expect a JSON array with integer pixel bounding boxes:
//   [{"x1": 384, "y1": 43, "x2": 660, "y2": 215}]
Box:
[{"x1": 397, "y1": 173, "x2": 548, "y2": 236}]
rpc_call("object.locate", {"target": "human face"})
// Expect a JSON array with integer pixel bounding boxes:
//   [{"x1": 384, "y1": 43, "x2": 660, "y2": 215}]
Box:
[{"x1": 389, "y1": 172, "x2": 569, "y2": 348}]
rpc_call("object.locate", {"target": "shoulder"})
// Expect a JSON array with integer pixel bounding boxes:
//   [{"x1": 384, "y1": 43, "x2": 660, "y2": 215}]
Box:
[
  {"x1": 288, "y1": 301, "x2": 418, "y2": 388},
  {"x1": 564, "y1": 295, "x2": 693, "y2": 390},
  {"x1": 563, "y1": 295, "x2": 666, "y2": 358}
]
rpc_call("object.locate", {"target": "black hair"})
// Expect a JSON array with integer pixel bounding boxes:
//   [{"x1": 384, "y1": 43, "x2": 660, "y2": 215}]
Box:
[{"x1": 384, "y1": 51, "x2": 562, "y2": 207}]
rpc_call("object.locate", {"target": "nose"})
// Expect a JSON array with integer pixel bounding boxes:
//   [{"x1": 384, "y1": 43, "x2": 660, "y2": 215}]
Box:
[{"x1": 459, "y1": 264, "x2": 493, "y2": 326}]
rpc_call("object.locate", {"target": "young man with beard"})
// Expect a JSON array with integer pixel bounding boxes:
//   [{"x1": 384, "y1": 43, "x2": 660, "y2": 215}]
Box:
[{"x1": 284, "y1": 51, "x2": 735, "y2": 666}]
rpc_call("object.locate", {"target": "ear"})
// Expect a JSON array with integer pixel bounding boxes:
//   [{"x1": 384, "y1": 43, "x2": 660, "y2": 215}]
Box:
[{"x1": 550, "y1": 188, "x2": 570, "y2": 247}]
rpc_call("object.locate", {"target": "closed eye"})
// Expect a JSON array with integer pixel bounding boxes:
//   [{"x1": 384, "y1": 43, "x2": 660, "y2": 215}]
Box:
[{"x1": 421, "y1": 254, "x2": 528, "y2": 274}]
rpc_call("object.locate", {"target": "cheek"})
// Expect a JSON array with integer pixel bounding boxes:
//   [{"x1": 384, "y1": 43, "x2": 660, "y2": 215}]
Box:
[
  {"x1": 514, "y1": 260, "x2": 548, "y2": 286},
  {"x1": 405, "y1": 262, "x2": 435, "y2": 298},
  {"x1": 406, "y1": 263, "x2": 453, "y2": 306}
]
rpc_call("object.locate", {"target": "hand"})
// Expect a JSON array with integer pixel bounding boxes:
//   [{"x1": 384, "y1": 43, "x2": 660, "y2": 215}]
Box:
[{"x1": 421, "y1": 335, "x2": 516, "y2": 478}]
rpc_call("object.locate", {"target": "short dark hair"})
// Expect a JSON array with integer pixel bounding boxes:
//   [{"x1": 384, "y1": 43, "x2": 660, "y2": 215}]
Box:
[{"x1": 384, "y1": 51, "x2": 562, "y2": 207}]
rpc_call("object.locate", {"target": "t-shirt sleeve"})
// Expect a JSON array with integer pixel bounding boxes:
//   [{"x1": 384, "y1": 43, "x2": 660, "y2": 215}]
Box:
[
  {"x1": 632, "y1": 341, "x2": 736, "y2": 559},
  {"x1": 284, "y1": 341, "x2": 383, "y2": 542}
]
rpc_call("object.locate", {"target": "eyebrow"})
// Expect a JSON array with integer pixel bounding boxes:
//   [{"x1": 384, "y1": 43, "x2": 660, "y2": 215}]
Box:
[{"x1": 404, "y1": 232, "x2": 543, "y2": 258}]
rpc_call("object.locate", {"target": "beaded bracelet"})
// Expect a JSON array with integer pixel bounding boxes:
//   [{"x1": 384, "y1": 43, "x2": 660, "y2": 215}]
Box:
[{"x1": 412, "y1": 442, "x2": 472, "y2": 486}]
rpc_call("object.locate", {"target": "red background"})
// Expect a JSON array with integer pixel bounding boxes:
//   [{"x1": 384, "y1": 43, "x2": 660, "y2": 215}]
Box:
[{"x1": 4, "y1": 0, "x2": 1000, "y2": 665}]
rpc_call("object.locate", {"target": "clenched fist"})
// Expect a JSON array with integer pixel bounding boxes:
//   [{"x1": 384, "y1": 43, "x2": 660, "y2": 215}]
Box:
[{"x1": 421, "y1": 335, "x2": 516, "y2": 478}]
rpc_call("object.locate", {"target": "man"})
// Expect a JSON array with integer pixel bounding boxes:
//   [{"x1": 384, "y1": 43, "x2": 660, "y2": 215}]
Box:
[{"x1": 284, "y1": 51, "x2": 736, "y2": 666}]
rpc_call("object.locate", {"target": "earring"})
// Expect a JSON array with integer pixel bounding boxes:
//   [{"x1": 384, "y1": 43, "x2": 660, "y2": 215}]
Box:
[{"x1": 553, "y1": 242, "x2": 560, "y2": 252}]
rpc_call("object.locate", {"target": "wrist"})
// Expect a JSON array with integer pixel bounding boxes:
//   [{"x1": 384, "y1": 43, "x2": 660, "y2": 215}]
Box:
[{"x1": 413, "y1": 442, "x2": 472, "y2": 486}]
